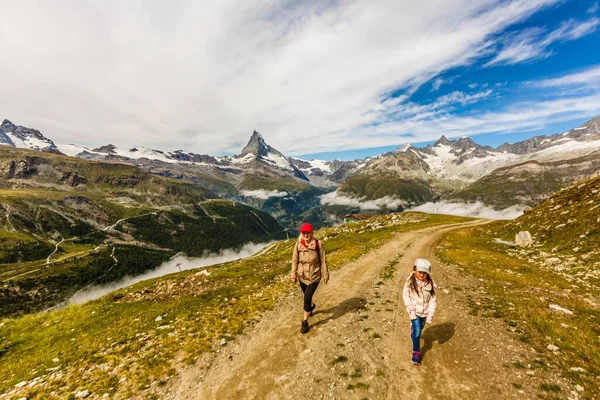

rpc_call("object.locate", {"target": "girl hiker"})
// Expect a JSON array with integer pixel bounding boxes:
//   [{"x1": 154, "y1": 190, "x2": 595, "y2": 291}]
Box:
[
  {"x1": 402, "y1": 258, "x2": 437, "y2": 365},
  {"x1": 291, "y1": 223, "x2": 329, "y2": 334}
]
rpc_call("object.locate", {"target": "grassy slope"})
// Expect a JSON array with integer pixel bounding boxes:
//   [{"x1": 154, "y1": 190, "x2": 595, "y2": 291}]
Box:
[
  {"x1": 0, "y1": 212, "x2": 470, "y2": 399},
  {"x1": 437, "y1": 175, "x2": 600, "y2": 398},
  {"x1": 0, "y1": 148, "x2": 286, "y2": 317},
  {"x1": 338, "y1": 172, "x2": 435, "y2": 204}
]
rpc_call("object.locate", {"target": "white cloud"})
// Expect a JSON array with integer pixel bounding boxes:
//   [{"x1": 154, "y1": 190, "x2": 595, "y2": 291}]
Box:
[
  {"x1": 485, "y1": 17, "x2": 600, "y2": 67},
  {"x1": 320, "y1": 191, "x2": 405, "y2": 211},
  {"x1": 347, "y1": 92, "x2": 600, "y2": 146},
  {"x1": 241, "y1": 189, "x2": 288, "y2": 200},
  {"x1": 410, "y1": 201, "x2": 524, "y2": 220},
  {"x1": 589, "y1": 2, "x2": 600, "y2": 14},
  {"x1": 0, "y1": 0, "x2": 561, "y2": 156},
  {"x1": 432, "y1": 75, "x2": 458, "y2": 91},
  {"x1": 532, "y1": 65, "x2": 600, "y2": 87}
]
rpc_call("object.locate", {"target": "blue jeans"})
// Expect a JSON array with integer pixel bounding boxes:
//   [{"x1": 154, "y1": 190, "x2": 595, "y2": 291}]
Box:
[{"x1": 410, "y1": 317, "x2": 427, "y2": 352}]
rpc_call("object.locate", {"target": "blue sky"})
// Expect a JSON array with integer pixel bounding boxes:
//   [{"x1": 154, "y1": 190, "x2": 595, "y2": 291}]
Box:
[
  {"x1": 299, "y1": 0, "x2": 600, "y2": 160},
  {"x1": 1, "y1": 1, "x2": 599, "y2": 160}
]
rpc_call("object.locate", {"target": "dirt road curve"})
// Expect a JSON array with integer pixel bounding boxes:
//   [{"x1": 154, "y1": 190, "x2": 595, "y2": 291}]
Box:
[{"x1": 166, "y1": 221, "x2": 548, "y2": 399}]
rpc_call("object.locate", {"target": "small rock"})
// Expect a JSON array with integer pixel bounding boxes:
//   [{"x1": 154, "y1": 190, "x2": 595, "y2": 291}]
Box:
[
  {"x1": 15, "y1": 381, "x2": 27, "y2": 388},
  {"x1": 570, "y1": 367, "x2": 585, "y2": 372},
  {"x1": 547, "y1": 344, "x2": 559, "y2": 351},
  {"x1": 220, "y1": 339, "x2": 227, "y2": 346},
  {"x1": 75, "y1": 390, "x2": 90, "y2": 398},
  {"x1": 575, "y1": 385, "x2": 584, "y2": 392},
  {"x1": 515, "y1": 231, "x2": 533, "y2": 247},
  {"x1": 549, "y1": 304, "x2": 574, "y2": 315},
  {"x1": 118, "y1": 378, "x2": 127, "y2": 384},
  {"x1": 526, "y1": 371, "x2": 535, "y2": 376},
  {"x1": 560, "y1": 323, "x2": 569, "y2": 328},
  {"x1": 52, "y1": 358, "x2": 60, "y2": 363},
  {"x1": 544, "y1": 258, "x2": 560, "y2": 264},
  {"x1": 155, "y1": 316, "x2": 163, "y2": 322}
]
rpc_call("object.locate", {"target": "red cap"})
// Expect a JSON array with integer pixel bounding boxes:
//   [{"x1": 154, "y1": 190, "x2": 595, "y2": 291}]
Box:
[{"x1": 300, "y1": 223, "x2": 313, "y2": 233}]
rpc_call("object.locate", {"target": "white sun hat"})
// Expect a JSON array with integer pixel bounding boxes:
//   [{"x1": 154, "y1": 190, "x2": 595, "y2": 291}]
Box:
[{"x1": 414, "y1": 258, "x2": 431, "y2": 274}]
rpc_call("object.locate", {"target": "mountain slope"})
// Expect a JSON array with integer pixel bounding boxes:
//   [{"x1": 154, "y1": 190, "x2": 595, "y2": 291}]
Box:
[
  {"x1": 332, "y1": 116, "x2": 600, "y2": 212},
  {"x1": 0, "y1": 119, "x2": 60, "y2": 152},
  {"x1": 0, "y1": 147, "x2": 285, "y2": 316},
  {"x1": 448, "y1": 151, "x2": 600, "y2": 208}
]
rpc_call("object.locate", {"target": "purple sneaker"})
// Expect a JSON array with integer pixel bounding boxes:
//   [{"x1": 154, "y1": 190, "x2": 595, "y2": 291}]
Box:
[{"x1": 411, "y1": 351, "x2": 421, "y2": 365}]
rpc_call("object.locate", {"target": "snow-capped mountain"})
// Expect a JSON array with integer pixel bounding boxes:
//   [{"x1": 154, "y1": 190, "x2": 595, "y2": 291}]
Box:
[
  {"x1": 234, "y1": 131, "x2": 308, "y2": 181},
  {"x1": 60, "y1": 131, "x2": 308, "y2": 182},
  {"x1": 5, "y1": 115, "x2": 600, "y2": 215},
  {"x1": 0, "y1": 119, "x2": 59, "y2": 152},
  {"x1": 332, "y1": 116, "x2": 600, "y2": 211},
  {"x1": 288, "y1": 157, "x2": 368, "y2": 187},
  {"x1": 410, "y1": 135, "x2": 520, "y2": 182}
]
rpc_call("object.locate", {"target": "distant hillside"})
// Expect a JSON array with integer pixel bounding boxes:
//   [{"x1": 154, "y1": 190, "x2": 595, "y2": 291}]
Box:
[
  {"x1": 448, "y1": 151, "x2": 600, "y2": 209},
  {"x1": 331, "y1": 116, "x2": 600, "y2": 215},
  {"x1": 4, "y1": 115, "x2": 600, "y2": 219},
  {"x1": 0, "y1": 147, "x2": 285, "y2": 316}
]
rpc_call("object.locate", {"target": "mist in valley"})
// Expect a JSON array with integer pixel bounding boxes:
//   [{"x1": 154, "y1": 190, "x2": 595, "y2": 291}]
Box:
[{"x1": 69, "y1": 241, "x2": 273, "y2": 305}]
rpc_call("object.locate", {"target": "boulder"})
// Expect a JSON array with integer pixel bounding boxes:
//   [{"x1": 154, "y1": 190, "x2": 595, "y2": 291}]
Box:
[{"x1": 515, "y1": 231, "x2": 533, "y2": 247}]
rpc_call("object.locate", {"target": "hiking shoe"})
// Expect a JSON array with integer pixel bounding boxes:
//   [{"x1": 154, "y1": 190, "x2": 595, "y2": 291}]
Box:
[
  {"x1": 411, "y1": 351, "x2": 421, "y2": 365},
  {"x1": 310, "y1": 303, "x2": 316, "y2": 317},
  {"x1": 301, "y1": 320, "x2": 309, "y2": 334}
]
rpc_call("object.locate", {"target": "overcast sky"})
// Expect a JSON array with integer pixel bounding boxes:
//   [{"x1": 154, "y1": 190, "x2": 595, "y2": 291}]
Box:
[{"x1": 1, "y1": 0, "x2": 599, "y2": 159}]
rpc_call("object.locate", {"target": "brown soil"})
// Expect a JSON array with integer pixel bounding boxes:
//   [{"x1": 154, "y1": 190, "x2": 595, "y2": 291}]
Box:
[{"x1": 164, "y1": 221, "x2": 562, "y2": 399}]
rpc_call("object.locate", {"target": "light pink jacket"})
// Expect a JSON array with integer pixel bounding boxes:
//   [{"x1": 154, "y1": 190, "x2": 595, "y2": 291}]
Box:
[{"x1": 402, "y1": 273, "x2": 437, "y2": 323}]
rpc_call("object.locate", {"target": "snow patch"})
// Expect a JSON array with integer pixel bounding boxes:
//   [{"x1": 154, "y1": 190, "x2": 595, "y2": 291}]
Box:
[
  {"x1": 261, "y1": 152, "x2": 294, "y2": 171},
  {"x1": 58, "y1": 144, "x2": 91, "y2": 157}
]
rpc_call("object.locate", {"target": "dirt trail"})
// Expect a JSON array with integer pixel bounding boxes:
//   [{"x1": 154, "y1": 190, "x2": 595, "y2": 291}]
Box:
[{"x1": 166, "y1": 221, "x2": 551, "y2": 399}]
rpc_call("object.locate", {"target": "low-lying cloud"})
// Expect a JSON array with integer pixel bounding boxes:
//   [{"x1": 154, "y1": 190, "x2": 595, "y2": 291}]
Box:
[
  {"x1": 241, "y1": 189, "x2": 289, "y2": 200},
  {"x1": 69, "y1": 242, "x2": 272, "y2": 305},
  {"x1": 320, "y1": 191, "x2": 404, "y2": 211},
  {"x1": 409, "y1": 201, "x2": 524, "y2": 220}
]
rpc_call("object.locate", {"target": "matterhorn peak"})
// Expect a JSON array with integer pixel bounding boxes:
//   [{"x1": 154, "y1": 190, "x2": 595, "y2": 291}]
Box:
[{"x1": 240, "y1": 130, "x2": 270, "y2": 157}]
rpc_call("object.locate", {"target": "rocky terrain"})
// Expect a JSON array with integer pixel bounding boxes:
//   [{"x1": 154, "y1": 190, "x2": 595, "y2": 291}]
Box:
[{"x1": 3, "y1": 116, "x2": 600, "y2": 222}]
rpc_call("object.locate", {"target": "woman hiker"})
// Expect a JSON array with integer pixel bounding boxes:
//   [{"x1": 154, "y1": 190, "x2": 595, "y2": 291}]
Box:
[{"x1": 291, "y1": 222, "x2": 329, "y2": 334}]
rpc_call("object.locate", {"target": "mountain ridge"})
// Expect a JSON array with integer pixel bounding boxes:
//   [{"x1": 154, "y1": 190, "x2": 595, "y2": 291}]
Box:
[{"x1": 3, "y1": 116, "x2": 600, "y2": 217}]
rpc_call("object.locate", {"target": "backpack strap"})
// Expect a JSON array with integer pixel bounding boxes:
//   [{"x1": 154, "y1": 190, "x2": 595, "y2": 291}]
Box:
[{"x1": 315, "y1": 239, "x2": 321, "y2": 265}]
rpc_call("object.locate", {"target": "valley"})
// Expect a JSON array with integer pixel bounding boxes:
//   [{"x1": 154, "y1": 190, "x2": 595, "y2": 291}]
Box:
[{"x1": 0, "y1": 117, "x2": 599, "y2": 399}]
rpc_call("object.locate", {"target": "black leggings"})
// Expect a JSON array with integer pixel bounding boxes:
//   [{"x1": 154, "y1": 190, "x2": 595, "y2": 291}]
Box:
[{"x1": 300, "y1": 281, "x2": 319, "y2": 313}]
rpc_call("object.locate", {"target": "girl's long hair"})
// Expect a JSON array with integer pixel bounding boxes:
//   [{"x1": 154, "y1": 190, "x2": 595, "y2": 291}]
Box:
[{"x1": 410, "y1": 268, "x2": 435, "y2": 297}]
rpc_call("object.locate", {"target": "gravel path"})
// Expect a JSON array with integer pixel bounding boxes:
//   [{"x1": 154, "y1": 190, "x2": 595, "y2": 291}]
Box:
[{"x1": 165, "y1": 220, "x2": 561, "y2": 399}]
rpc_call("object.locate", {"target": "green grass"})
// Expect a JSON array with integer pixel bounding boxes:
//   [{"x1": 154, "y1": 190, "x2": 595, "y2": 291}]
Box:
[
  {"x1": 0, "y1": 212, "x2": 470, "y2": 398},
  {"x1": 332, "y1": 356, "x2": 348, "y2": 365},
  {"x1": 539, "y1": 383, "x2": 561, "y2": 392},
  {"x1": 437, "y1": 219, "x2": 600, "y2": 397},
  {"x1": 347, "y1": 382, "x2": 369, "y2": 390},
  {"x1": 350, "y1": 369, "x2": 362, "y2": 378}
]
